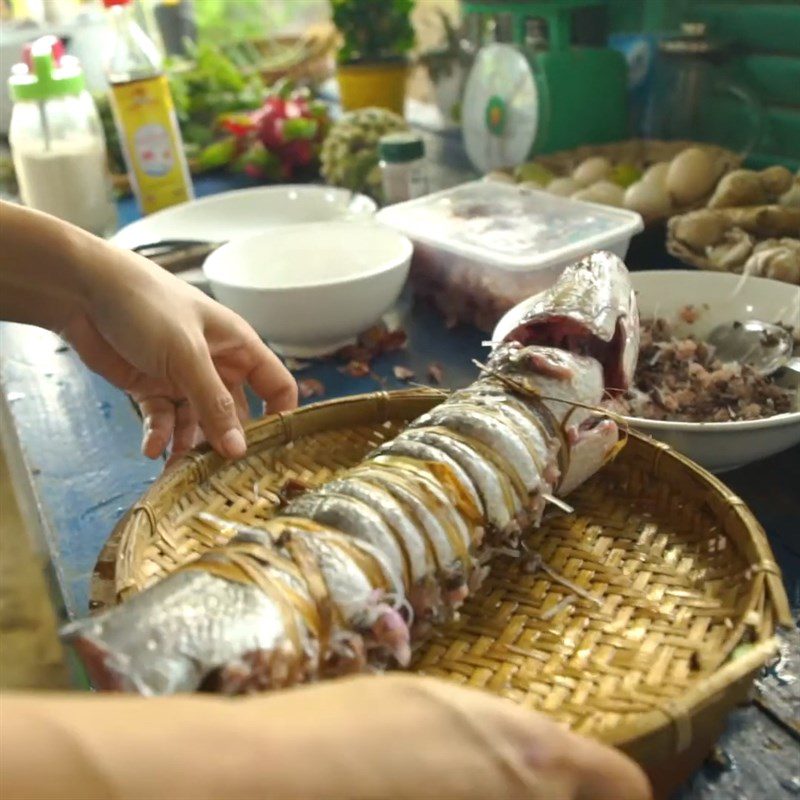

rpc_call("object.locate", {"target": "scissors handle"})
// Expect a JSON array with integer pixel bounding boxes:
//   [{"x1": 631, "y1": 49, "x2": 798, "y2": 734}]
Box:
[{"x1": 132, "y1": 240, "x2": 222, "y2": 274}]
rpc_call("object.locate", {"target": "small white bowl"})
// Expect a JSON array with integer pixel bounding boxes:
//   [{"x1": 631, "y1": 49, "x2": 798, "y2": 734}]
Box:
[
  {"x1": 493, "y1": 269, "x2": 799, "y2": 473},
  {"x1": 203, "y1": 221, "x2": 412, "y2": 357}
]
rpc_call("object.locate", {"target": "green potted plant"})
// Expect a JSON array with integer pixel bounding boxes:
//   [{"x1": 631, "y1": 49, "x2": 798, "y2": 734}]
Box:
[{"x1": 331, "y1": 0, "x2": 415, "y2": 115}]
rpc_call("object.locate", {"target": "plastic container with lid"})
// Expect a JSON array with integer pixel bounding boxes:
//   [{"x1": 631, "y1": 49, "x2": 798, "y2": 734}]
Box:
[
  {"x1": 376, "y1": 180, "x2": 643, "y2": 331},
  {"x1": 379, "y1": 132, "x2": 429, "y2": 205},
  {"x1": 8, "y1": 36, "x2": 117, "y2": 237}
]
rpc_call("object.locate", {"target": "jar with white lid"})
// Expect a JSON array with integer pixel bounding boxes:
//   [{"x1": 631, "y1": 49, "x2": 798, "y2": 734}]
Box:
[
  {"x1": 8, "y1": 36, "x2": 117, "y2": 237},
  {"x1": 379, "y1": 132, "x2": 429, "y2": 206}
]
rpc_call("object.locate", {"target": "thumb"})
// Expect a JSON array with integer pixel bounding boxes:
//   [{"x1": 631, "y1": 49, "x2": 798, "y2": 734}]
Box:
[{"x1": 176, "y1": 344, "x2": 247, "y2": 460}]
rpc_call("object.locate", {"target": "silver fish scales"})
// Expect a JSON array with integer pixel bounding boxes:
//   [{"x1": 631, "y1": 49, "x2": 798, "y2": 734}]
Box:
[{"x1": 61, "y1": 251, "x2": 639, "y2": 696}]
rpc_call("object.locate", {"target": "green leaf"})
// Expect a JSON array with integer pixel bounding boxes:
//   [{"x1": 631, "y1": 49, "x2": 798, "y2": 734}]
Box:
[
  {"x1": 182, "y1": 121, "x2": 214, "y2": 147},
  {"x1": 332, "y1": 0, "x2": 416, "y2": 62},
  {"x1": 197, "y1": 137, "x2": 238, "y2": 170},
  {"x1": 166, "y1": 41, "x2": 266, "y2": 142}
]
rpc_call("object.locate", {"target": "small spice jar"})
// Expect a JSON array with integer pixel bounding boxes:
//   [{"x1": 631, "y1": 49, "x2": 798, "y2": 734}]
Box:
[{"x1": 379, "y1": 132, "x2": 428, "y2": 205}]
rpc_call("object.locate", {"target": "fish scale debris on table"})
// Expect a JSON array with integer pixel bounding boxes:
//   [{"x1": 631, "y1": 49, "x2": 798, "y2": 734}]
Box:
[{"x1": 60, "y1": 251, "x2": 640, "y2": 696}]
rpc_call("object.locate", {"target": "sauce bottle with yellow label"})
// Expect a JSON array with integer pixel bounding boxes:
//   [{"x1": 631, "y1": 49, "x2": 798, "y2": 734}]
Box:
[{"x1": 103, "y1": 0, "x2": 193, "y2": 215}]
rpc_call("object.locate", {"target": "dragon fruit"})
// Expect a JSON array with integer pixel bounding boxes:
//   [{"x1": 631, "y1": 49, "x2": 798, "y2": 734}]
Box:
[{"x1": 221, "y1": 80, "x2": 330, "y2": 182}]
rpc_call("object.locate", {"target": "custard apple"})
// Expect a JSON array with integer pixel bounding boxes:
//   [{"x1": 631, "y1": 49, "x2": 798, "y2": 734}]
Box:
[{"x1": 320, "y1": 107, "x2": 409, "y2": 201}]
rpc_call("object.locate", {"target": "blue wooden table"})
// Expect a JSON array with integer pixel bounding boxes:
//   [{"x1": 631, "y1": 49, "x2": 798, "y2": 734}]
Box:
[{"x1": 2, "y1": 149, "x2": 798, "y2": 797}]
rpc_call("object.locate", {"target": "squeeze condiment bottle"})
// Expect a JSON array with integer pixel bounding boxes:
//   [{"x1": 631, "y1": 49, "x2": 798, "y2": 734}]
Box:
[
  {"x1": 8, "y1": 36, "x2": 117, "y2": 237},
  {"x1": 379, "y1": 132, "x2": 428, "y2": 206},
  {"x1": 103, "y1": 0, "x2": 193, "y2": 215}
]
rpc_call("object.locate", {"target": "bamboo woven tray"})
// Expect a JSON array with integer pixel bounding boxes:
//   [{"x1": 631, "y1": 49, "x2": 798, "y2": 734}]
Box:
[{"x1": 91, "y1": 389, "x2": 790, "y2": 796}]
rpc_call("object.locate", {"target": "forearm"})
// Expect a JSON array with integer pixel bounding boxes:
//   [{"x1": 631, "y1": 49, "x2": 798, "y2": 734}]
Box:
[
  {"x1": 0, "y1": 692, "x2": 287, "y2": 800},
  {"x1": 0, "y1": 679, "x2": 518, "y2": 800},
  {"x1": 0, "y1": 202, "x2": 108, "y2": 331},
  {"x1": 0, "y1": 689, "x2": 382, "y2": 800}
]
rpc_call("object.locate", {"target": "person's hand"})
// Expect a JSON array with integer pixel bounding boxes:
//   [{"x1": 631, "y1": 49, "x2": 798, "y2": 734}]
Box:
[
  {"x1": 3, "y1": 201, "x2": 296, "y2": 462},
  {"x1": 62, "y1": 248, "x2": 297, "y2": 463},
  {"x1": 0, "y1": 675, "x2": 652, "y2": 800},
  {"x1": 251, "y1": 674, "x2": 653, "y2": 800}
]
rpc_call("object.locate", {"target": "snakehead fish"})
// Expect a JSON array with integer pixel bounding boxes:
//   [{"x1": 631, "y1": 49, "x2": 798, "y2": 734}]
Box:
[{"x1": 61, "y1": 251, "x2": 639, "y2": 696}]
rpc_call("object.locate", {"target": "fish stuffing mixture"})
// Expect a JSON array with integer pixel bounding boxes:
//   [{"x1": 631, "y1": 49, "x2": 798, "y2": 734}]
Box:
[
  {"x1": 619, "y1": 317, "x2": 795, "y2": 422},
  {"x1": 61, "y1": 252, "x2": 639, "y2": 696}
]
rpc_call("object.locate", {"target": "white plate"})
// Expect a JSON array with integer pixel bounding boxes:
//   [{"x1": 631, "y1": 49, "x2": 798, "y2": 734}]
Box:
[{"x1": 111, "y1": 185, "x2": 377, "y2": 283}]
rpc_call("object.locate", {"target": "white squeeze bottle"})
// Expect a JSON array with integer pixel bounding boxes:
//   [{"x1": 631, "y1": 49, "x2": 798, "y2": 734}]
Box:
[
  {"x1": 103, "y1": 0, "x2": 193, "y2": 215},
  {"x1": 8, "y1": 36, "x2": 118, "y2": 237}
]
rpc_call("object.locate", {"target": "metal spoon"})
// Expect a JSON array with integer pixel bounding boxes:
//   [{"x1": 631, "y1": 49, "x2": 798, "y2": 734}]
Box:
[{"x1": 706, "y1": 320, "x2": 795, "y2": 377}]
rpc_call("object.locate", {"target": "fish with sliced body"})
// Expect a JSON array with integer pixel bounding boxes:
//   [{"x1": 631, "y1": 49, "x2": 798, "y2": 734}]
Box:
[{"x1": 61, "y1": 251, "x2": 639, "y2": 695}]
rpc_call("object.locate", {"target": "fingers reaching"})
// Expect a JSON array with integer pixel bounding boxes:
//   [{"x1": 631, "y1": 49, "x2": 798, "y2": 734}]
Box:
[
  {"x1": 139, "y1": 397, "x2": 176, "y2": 459},
  {"x1": 166, "y1": 385, "x2": 249, "y2": 465},
  {"x1": 175, "y1": 342, "x2": 247, "y2": 460},
  {"x1": 246, "y1": 339, "x2": 298, "y2": 414},
  {"x1": 168, "y1": 400, "x2": 201, "y2": 463},
  {"x1": 231, "y1": 384, "x2": 251, "y2": 424}
]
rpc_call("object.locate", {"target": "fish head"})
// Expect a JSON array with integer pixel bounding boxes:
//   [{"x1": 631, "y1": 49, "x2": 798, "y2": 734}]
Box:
[
  {"x1": 486, "y1": 344, "x2": 621, "y2": 494},
  {"x1": 494, "y1": 251, "x2": 639, "y2": 392}
]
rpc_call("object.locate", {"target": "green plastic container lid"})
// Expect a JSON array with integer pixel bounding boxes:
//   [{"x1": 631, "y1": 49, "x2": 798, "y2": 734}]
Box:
[
  {"x1": 9, "y1": 37, "x2": 85, "y2": 102},
  {"x1": 379, "y1": 132, "x2": 425, "y2": 163}
]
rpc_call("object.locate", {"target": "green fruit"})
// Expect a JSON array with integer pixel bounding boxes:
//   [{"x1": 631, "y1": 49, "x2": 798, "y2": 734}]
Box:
[
  {"x1": 609, "y1": 163, "x2": 643, "y2": 189},
  {"x1": 320, "y1": 107, "x2": 408, "y2": 199},
  {"x1": 513, "y1": 162, "x2": 554, "y2": 186}
]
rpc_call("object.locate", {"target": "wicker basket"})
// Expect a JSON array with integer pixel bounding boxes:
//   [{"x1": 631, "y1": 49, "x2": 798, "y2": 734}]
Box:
[
  {"x1": 92, "y1": 390, "x2": 790, "y2": 797},
  {"x1": 496, "y1": 139, "x2": 742, "y2": 227},
  {"x1": 666, "y1": 205, "x2": 800, "y2": 284},
  {"x1": 209, "y1": 24, "x2": 340, "y2": 87}
]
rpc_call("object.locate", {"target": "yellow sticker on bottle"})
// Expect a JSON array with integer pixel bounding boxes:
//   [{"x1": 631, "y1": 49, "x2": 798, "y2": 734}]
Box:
[{"x1": 109, "y1": 75, "x2": 194, "y2": 215}]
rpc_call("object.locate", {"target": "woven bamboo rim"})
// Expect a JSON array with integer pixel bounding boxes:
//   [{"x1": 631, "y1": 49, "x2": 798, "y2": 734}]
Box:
[
  {"x1": 498, "y1": 139, "x2": 742, "y2": 226},
  {"x1": 92, "y1": 389, "x2": 790, "y2": 792}
]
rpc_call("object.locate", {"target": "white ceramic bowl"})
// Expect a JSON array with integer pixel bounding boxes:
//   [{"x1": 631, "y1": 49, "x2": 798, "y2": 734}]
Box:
[
  {"x1": 203, "y1": 221, "x2": 412, "y2": 357},
  {"x1": 493, "y1": 269, "x2": 800, "y2": 473}
]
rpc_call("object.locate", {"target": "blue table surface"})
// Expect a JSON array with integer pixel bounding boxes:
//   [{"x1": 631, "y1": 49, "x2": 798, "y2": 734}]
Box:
[{"x1": 2, "y1": 165, "x2": 798, "y2": 799}]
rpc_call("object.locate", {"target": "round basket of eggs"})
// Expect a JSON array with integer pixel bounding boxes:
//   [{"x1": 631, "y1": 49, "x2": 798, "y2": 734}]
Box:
[
  {"x1": 486, "y1": 139, "x2": 799, "y2": 286},
  {"x1": 486, "y1": 139, "x2": 742, "y2": 225}
]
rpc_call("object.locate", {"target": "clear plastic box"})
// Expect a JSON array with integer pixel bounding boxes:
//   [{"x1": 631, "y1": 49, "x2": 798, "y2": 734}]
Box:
[{"x1": 376, "y1": 180, "x2": 644, "y2": 331}]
